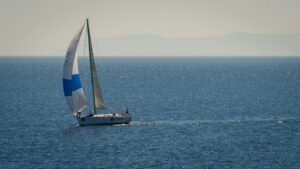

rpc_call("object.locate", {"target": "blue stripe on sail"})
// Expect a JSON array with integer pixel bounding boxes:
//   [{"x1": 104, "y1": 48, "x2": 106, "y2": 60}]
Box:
[{"x1": 63, "y1": 74, "x2": 82, "y2": 96}]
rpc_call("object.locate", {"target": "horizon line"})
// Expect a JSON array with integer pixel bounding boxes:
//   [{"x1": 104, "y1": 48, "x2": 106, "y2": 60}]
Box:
[{"x1": 1, "y1": 55, "x2": 300, "y2": 58}]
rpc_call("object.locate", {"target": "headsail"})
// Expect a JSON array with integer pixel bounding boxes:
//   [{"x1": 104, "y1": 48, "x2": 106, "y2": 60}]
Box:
[
  {"x1": 86, "y1": 19, "x2": 105, "y2": 111},
  {"x1": 63, "y1": 23, "x2": 87, "y2": 113}
]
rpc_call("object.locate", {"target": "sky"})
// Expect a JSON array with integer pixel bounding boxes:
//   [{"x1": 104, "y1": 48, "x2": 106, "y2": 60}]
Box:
[{"x1": 1, "y1": 0, "x2": 300, "y2": 56}]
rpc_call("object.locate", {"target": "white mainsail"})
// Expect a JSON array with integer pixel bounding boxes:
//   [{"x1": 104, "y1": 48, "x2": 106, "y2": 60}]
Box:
[
  {"x1": 63, "y1": 23, "x2": 87, "y2": 113},
  {"x1": 86, "y1": 20, "x2": 105, "y2": 110},
  {"x1": 90, "y1": 51, "x2": 105, "y2": 109}
]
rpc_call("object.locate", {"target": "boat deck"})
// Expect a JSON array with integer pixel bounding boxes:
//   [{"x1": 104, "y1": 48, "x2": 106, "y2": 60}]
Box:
[{"x1": 83, "y1": 112, "x2": 131, "y2": 118}]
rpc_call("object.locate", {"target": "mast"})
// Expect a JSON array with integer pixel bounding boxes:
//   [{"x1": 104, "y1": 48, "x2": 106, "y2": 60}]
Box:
[{"x1": 86, "y1": 19, "x2": 97, "y2": 114}]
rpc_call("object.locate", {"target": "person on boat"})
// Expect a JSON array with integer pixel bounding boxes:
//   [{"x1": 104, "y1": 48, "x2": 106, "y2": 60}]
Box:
[
  {"x1": 88, "y1": 110, "x2": 94, "y2": 117},
  {"x1": 125, "y1": 107, "x2": 129, "y2": 114}
]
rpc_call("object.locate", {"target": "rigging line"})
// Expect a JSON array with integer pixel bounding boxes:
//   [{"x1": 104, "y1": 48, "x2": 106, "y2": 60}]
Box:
[
  {"x1": 85, "y1": 27, "x2": 94, "y2": 111},
  {"x1": 83, "y1": 25, "x2": 95, "y2": 111},
  {"x1": 82, "y1": 25, "x2": 90, "y2": 108}
]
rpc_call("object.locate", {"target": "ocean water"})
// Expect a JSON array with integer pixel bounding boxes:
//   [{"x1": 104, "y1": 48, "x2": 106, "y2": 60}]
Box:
[{"x1": 0, "y1": 56, "x2": 299, "y2": 169}]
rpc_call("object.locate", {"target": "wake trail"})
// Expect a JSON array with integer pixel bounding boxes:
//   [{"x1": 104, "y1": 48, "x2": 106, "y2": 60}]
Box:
[{"x1": 130, "y1": 117, "x2": 300, "y2": 126}]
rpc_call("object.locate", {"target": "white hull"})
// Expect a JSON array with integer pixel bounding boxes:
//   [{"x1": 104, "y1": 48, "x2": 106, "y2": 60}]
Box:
[{"x1": 76, "y1": 113, "x2": 132, "y2": 126}]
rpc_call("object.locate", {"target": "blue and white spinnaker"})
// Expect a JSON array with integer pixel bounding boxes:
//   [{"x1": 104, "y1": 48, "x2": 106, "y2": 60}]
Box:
[{"x1": 63, "y1": 23, "x2": 87, "y2": 113}]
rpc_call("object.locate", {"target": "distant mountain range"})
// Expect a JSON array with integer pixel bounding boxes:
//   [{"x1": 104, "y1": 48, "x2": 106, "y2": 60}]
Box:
[{"x1": 59, "y1": 33, "x2": 300, "y2": 57}]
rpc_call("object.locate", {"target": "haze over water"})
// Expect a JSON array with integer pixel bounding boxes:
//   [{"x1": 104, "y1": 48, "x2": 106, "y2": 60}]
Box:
[
  {"x1": 1, "y1": 0, "x2": 300, "y2": 56},
  {"x1": 0, "y1": 56, "x2": 299, "y2": 168}
]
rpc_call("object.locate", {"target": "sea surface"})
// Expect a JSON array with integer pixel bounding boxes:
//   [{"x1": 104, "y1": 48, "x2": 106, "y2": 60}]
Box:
[{"x1": 0, "y1": 56, "x2": 299, "y2": 169}]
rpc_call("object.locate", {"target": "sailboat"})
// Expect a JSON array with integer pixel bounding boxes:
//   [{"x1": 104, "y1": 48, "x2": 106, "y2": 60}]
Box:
[{"x1": 63, "y1": 19, "x2": 132, "y2": 126}]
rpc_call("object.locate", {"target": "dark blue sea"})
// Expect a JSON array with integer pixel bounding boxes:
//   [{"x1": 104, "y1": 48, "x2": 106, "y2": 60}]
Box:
[{"x1": 0, "y1": 57, "x2": 299, "y2": 169}]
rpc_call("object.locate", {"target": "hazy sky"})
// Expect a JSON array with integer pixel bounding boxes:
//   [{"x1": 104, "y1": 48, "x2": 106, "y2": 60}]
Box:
[{"x1": 1, "y1": 0, "x2": 300, "y2": 56}]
